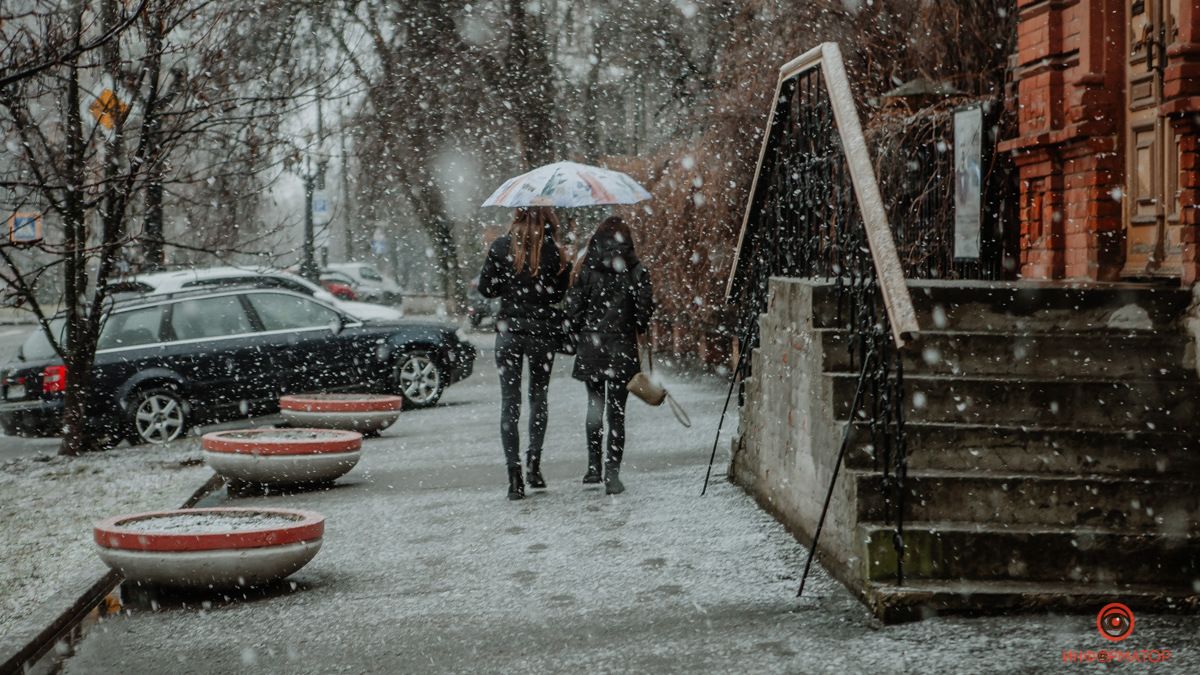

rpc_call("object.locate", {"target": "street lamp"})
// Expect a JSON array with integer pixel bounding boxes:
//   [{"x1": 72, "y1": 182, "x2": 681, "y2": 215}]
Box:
[
  {"x1": 300, "y1": 155, "x2": 327, "y2": 282},
  {"x1": 300, "y1": 89, "x2": 327, "y2": 282}
]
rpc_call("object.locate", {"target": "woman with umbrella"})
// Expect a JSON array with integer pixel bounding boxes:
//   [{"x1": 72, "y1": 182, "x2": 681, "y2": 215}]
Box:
[
  {"x1": 564, "y1": 216, "x2": 654, "y2": 494},
  {"x1": 478, "y1": 206, "x2": 569, "y2": 500},
  {"x1": 481, "y1": 162, "x2": 652, "y2": 500}
]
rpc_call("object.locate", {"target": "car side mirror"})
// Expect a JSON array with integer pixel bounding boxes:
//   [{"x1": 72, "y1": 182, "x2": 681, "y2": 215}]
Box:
[{"x1": 330, "y1": 315, "x2": 346, "y2": 335}]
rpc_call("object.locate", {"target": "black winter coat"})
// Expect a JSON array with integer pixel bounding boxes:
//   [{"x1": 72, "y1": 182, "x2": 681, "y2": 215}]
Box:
[
  {"x1": 478, "y1": 232, "x2": 569, "y2": 337},
  {"x1": 564, "y1": 237, "x2": 654, "y2": 383}
]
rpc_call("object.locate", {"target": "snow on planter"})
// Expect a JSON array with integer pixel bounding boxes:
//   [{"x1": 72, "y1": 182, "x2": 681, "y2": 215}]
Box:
[
  {"x1": 202, "y1": 428, "x2": 362, "y2": 485},
  {"x1": 93, "y1": 507, "x2": 324, "y2": 588},
  {"x1": 279, "y1": 393, "x2": 403, "y2": 435}
]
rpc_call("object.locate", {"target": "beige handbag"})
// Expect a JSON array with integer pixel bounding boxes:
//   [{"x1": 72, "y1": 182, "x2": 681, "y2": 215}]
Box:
[{"x1": 626, "y1": 336, "x2": 691, "y2": 427}]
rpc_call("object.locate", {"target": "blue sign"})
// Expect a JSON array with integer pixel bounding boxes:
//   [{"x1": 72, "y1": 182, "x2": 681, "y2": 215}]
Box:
[{"x1": 9, "y1": 213, "x2": 43, "y2": 245}]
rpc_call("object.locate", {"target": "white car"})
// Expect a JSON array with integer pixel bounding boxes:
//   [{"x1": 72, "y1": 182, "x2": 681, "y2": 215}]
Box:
[
  {"x1": 111, "y1": 267, "x2": 405, "y2": 322},
  {"x1": 324, "y1": 262, "x2": 403, "y2": 304}
]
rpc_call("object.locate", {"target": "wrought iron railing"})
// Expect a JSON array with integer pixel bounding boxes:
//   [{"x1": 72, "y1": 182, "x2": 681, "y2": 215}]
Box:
[{"x1": 725, "y1": 43, "x2": 919, "y2": 593}]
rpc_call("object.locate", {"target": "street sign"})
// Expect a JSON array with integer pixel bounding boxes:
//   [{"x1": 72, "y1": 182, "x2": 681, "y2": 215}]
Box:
[
  {"x1": 371, "y1": 229, "x2": 387, "y2": 256},
  {"x1": 9, "y1": 212, "x2": 43, "y2": 245},
  {"x1": 89, "y1": 89, "x2": 129, "y2": 130},
  {"x1": 953, "y1": 105, "x2": 983, "y2": 260},
  {"x1": 312, "y1": 190, "x2": 331, "y2": 225}
]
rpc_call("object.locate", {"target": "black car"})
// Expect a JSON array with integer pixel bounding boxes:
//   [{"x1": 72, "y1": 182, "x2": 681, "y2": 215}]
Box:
[{"x1": 0, "y1": 287, "x2": 475, "y2": 444}]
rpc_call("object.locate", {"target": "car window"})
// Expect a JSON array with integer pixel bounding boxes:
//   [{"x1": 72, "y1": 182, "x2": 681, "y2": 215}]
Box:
[
  {"x1": 169, "y1": 295, "x2": 255, "y2": 340},
  {"x1": 246, "y1": 293, "x2": 340, "y2": 331},
  {"x1": 97, "y1": 305, "x2": 165, "y2": 351},
  {"x1": 260, "y1": 276, "x2": 315, "y2": 296},
  {"x1": 358, "y1": 266, "x2": 383, "y2": 282}
]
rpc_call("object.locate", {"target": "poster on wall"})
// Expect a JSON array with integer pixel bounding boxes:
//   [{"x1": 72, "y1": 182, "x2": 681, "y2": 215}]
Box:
[{"x1": 953, "y1": 105, "x2": 983, "y2": 259}]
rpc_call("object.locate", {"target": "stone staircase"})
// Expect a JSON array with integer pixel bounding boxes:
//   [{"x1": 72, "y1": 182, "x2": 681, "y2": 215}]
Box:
[
  {"x1": 732, "y1": 279, "x2": 1200, "y2": 622},
  {"x1": 835, "y1": 282, "x2": 1200, "y2": 620}
]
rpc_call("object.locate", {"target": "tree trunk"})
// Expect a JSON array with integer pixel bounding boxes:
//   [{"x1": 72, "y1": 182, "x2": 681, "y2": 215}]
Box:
[
  {"x1": 413, "y1": 188, "x2": 465, "y2": 309},
  {"x1": 58, "y1": 1, "x2": 91, "y2": 457},
  {"x1": 582, "y1": 34, "x2": 603, "y2": 162},
  {"x1": 506, "y1": 0, "x2": 559, "y2": 167}
]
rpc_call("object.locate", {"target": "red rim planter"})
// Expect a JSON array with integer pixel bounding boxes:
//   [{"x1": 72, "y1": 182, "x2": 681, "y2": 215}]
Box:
[
  {"x1": 202, "y1": 429, "x2": 362, "y2": 485},
  {"x1": 94, "y1": 508, "x2": 325, "y2": 587},
  {"x1": 279, "y1": 394, "x2": 403, "y2": 435}
]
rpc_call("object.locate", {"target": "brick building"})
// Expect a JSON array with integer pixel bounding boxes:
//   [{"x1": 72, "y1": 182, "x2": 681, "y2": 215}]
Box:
[{"x1": 1002, "y1": 0, "x2": 1200, "y2": 285}]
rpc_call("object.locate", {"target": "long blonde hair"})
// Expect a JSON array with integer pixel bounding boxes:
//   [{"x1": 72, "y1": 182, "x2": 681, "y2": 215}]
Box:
[{"x1": 510, "y1": 206, "x2": 564, "y2": 276}]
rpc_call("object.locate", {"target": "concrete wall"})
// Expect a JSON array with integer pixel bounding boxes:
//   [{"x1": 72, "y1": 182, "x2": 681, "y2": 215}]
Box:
[{"x1": 730, "y1": 278, "x2": 863, "y2": 590}]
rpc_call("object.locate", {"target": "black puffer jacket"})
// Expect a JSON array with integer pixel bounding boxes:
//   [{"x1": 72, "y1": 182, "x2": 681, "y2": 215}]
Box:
[
  {"x1": 478, "y1": 232, "x2": 569, "y2": 336},
  {"x1": 565, "y1": 236, "x2": 654, "y2": 383}
]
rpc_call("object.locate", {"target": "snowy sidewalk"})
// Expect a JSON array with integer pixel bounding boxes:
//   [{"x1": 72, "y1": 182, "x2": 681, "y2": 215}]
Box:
[{"x1": 62, "y1": 336, "x2": 1200, "y2": 673}]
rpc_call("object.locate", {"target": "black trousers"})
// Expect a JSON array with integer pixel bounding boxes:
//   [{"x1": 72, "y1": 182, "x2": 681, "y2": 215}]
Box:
[
  {"x1": 496, "y1": 331, "x2": 555, "y2": 469},
  {"x1": 585, "y1": 378, "x2": 629, "y2": 470}
]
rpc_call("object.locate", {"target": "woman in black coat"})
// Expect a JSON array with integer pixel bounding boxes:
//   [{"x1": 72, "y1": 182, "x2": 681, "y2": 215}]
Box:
[
  {"x1": 478, "y1": 206, "x2": 569, "y2": 500},
  {"x1": 564, "y1": 216, "x2": 654, "y2": 495}
]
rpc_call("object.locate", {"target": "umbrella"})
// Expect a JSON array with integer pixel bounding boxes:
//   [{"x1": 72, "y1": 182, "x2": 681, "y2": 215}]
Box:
[{"x1": 482, "y1": 161, "x2": 652, "y2": 208}]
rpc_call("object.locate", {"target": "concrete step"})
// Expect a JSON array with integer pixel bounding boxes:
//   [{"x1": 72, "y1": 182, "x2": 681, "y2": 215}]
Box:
[
  {"x1": 852, "y1": 469, "x2": 1200, "y2": 532},
  {"x1": 830, "y1": 374, "x2": 1200, "y2": 432},
  {"x1": 860, "y1": 579, "x2": 1200, "y2": 624},
  {"x1": 857, "y1": 522, "x2": 1200, "y2": 586},
  {"x1": 821, "y1": 330, "x2": 1196, "y2": 379},
  {"x1": 811, "y1": 280, "x2": 1192, "y2": 334},
  {"x1": 843, "y1": 422, "x2": 1200, "y2": 477}
]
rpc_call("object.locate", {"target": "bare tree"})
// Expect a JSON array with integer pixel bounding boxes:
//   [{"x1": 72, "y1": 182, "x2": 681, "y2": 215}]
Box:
[{"x1": 0, "y1": 0, "x2": 317, "y2": 454}]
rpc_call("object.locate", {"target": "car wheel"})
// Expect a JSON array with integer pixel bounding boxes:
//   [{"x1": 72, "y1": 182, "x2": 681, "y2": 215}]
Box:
[
  {"x1": 393, "y1": 351, "x2": 444, "y2": 408},
  {"x1": 126, "y1": 386, "x2": 189, "y2": 445},
  {"x1": 0, "y1": 417, "x2": 23, "y2": 437}
]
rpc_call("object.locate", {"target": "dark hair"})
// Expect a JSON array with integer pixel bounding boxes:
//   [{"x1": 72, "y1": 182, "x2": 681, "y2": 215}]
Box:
[
  {"x1": 571, "y1": 215, "x2": 636, "y2": 285},
  {"x1": 509, "y1": 206, "x2": 563, "y2": 276}
]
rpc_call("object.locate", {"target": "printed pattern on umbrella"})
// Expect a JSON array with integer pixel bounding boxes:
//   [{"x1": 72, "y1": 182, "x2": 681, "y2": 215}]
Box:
[{"x1": 483, "y1": 161, "x2": 651, "y2": 208}]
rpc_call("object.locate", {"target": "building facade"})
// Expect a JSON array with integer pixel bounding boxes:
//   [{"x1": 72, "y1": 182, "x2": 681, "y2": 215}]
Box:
[{"x1": 1003, "y1": 0, "x2": 1200, "y2": 284}]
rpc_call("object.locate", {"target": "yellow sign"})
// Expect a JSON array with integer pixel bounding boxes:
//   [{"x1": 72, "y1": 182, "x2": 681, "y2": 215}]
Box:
[{"x1": 89, "y1": 89, "x2": 129, "y2": 129}]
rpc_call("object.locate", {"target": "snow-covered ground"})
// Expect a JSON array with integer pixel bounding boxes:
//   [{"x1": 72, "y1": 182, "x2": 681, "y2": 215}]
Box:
[
  {"x1": 8, "y1": 332, "x2": 1198, "y2": 672},
  {"x1": 0, "y1": 441, "x2": 208, "y2": 637}
]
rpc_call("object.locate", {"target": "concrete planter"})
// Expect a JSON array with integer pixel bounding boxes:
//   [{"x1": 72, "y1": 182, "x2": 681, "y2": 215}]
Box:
[
  {"x1": 202, "y1": 429, "x2": 362, "y2": 485},
  {"x1": 93, "y1": 508, "x2": 325, "y2": 588},
  {"x1": 279, "y1": 394, "x2": 403, "y2": 435}
]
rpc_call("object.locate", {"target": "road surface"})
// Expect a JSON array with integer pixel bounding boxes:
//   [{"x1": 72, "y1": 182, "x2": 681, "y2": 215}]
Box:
[{"x1": 30, "y1": 332, "x2": 1200, "y2": 672}]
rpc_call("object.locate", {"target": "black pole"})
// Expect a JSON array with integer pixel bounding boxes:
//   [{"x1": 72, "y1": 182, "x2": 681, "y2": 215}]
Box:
[
  {"x1": 300, "y1": 168, "x2": 318, "y2": 281},
  {"x1": 796, "y1": 348, "x2": 875, "y2": 599},
  {"x1": 700, "y1": 329, "x2": 753, "y2": 496}
]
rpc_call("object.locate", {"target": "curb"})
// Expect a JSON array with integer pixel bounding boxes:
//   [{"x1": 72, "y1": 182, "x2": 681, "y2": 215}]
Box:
[{"x1": 0, "y1": 472, "x2": 225, "y2": 673}]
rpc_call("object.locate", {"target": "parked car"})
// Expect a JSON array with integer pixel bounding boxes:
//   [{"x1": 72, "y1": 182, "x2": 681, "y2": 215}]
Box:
[
  {"x1": 324, "y1": 262, "x2": 403, "y2": 305},
  {"x1": 0, "y1": 287, "x2": 476, "y2": 444},
  {"x1": 319, "y1": 271, "x2": 359, "y2": 301},
  {"x1": 108, "y1": 266, "x2": 402, "y2": 322}
]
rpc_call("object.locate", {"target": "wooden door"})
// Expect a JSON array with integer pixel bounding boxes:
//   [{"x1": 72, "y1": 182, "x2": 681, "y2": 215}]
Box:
[{"x1": 1123, "y1": 0, "x2": 1182, "y2": 277}]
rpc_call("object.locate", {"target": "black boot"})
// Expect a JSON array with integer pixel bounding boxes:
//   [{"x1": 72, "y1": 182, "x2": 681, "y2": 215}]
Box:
[
  {"x1": 507, "y1": 466, "x2": 525, "y2": 500},
  {"x1": 604, "y1": 464, "x2": 624, "y2": 495},
  {"x1": 583, "y1": 448, "x2": 603, "y2": 483},
  {"x1": 526, "y1": 456, "x2": 546, "y2": 489}
]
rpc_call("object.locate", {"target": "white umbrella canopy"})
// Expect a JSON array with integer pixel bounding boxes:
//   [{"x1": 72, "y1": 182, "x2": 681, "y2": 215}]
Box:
[{"x1": 482, "y1": 161, "x2": 652, "y2": 208}]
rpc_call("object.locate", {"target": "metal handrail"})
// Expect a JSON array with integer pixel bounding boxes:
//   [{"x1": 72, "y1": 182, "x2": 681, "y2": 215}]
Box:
[
  {"x1": 727, "y1": 42, "x2": 919, "y2": 348},
  {"x1": 722, "y1": 42, "x2": 920, "y2": 595}
]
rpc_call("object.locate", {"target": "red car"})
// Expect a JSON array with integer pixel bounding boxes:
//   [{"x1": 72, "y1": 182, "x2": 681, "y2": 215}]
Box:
[{"x1": 319, "y1": 272, "x2": 358, "y2": 300}]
